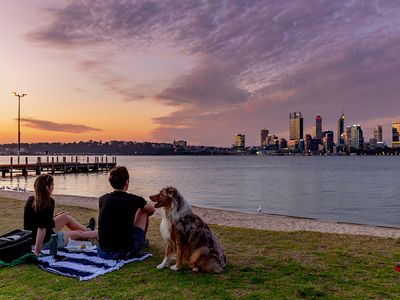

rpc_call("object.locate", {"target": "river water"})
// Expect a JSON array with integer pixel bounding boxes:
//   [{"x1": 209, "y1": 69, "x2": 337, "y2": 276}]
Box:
[{"x1": 1, "y1": 155, "x2": 399, "y2": 227}]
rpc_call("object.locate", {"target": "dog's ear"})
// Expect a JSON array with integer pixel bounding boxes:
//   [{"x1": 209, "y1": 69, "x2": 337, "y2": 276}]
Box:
[
  {"x1": 166, "y1": 186, "x2": 178, "y2": 198},
  {"x1": 169, "y1": 187, "x2": 185, "y2": 212}
]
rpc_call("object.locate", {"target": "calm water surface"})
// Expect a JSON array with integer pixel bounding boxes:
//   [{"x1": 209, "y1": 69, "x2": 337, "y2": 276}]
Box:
[{"x1": 1, "y1": 156, "x2": 399, "y2": 227}]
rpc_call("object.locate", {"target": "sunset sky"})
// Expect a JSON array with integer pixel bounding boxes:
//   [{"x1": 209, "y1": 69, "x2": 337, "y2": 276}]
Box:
[{"x1": 1, "y1": 0, "x2": 399, "y2": 146}]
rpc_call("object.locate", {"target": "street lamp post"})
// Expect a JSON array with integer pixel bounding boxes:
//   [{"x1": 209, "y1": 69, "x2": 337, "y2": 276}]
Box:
[{"x1": 12, "y1": 92, "x2": 27, "y2": 165}]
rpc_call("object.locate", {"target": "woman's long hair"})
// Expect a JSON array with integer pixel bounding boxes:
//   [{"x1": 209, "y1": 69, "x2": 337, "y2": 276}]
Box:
[{"x1": 33, "y1": 174, "x2": 54, "y2": 211}]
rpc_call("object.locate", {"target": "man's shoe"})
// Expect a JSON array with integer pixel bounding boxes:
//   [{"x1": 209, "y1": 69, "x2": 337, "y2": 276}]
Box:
[{"x1": 87, "y1": 217, "x2": 96, "y2": 231}]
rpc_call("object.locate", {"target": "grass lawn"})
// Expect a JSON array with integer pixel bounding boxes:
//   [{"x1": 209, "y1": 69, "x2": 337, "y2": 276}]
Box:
[{"x1": 1, "y1": 196, "x2": 400, "y2": 299}]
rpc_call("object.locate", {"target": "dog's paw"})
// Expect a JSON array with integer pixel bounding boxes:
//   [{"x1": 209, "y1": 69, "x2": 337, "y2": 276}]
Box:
[
  {"x1": 170, "y1": 264, "x2": 181, "y2": 271},
  {"x1": 156, "y1": 263, "x2": 166, "y2": 269},
  {"x1": 192, "y1": 267, "x2": 199, "y2": 272}
]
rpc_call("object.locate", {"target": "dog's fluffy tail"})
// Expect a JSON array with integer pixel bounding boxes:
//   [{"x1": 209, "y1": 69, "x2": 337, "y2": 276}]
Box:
[{"x1": 190, "y1": 247, "x2": 226, "y2": 273}]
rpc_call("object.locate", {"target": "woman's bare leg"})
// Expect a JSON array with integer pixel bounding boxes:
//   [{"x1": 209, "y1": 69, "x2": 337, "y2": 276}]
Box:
[
  {"x1": 54, "y1": 212, "x2": 90, "y2": 232},
  {"x1": 62, "y1": 230, "x2": 98, "y2": 245}
]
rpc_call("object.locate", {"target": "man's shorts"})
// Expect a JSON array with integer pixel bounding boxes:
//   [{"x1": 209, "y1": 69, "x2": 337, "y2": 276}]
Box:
[
  {"x1": 97, "y1": 226, "x2": 145, "y2": 260},
  {"x1": 42, "y1": 231, "x2": 65, "y2": 249}
]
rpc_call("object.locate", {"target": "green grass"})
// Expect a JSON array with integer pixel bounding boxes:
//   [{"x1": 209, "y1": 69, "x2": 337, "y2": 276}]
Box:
[{"x1": 1, "y1": 196, "x2": 400, "y2": 299}]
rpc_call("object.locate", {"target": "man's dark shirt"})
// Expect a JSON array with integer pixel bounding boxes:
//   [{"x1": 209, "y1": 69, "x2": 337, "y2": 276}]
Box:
[
  {"x1": 23, "y1": 196, "x2": 55, "y2": 245},
  {"x1": 98, "y1": 191, "x2": 146, "y2": 252}
]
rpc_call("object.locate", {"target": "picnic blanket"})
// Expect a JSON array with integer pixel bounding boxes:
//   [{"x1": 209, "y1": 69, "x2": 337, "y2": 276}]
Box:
[{"x1": 37, "y1": 249, "x2": 152, "y2": 281}]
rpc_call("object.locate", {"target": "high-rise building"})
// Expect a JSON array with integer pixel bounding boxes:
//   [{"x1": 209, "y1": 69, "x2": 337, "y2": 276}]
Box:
[
  {"x1": 289, "y1": 112, "x2": 303, "y2": 141},
  {"x1": 369, "y1": 138, "x2": 377, "y2": 150},
  {"x1": 304, "y1": 134, "x2": 312, "y2": 153},
  {"x1": 337, "y1": 112, "x2": 345, "y2": 145},
  {"x1": 374, "y1": 125, "x2": 383, "y2": 142},
  {"x1": 323, "y1": 131, "x2": 334, "y2": 153},
  {"x1": 234, "y1": 134, "x2": 245, "y2": 150},
  {"x1": 392, "y1": 122, "x2": 400, "y2": 148},
  {"x1": 350, "y1": 125, "x2": 364, "y2": 150},
  {"x1": 315, "y1": 114, "x2": 322, "y2": 139},
  {"x1": 345, "y1": 126, "x2": 352, "y2": 150},
  {"x1": 261, "y1": 129, "x2": 269, "y2": 147}
]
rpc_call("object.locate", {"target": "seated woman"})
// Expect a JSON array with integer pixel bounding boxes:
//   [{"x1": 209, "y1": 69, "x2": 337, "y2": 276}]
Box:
[{"x1": 24, "y1": 174, "x2": 98, "y2": 256}]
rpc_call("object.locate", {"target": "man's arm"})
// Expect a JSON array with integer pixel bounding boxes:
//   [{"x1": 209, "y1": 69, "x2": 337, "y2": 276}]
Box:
[{"x1": 141, "y1": 202, "x2": 155, "y2": 216}]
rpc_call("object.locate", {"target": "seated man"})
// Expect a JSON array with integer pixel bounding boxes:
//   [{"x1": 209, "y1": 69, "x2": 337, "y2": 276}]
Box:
[{"x1": 97, "y1": 166, "x2": 155, "y2": 259}]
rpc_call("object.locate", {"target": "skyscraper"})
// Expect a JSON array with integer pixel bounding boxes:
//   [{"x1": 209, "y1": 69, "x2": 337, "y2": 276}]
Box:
[
  {"x1": 260, "y1": 129, "x2": 269, "y2": 147},
  {"x1": 374, "y1": 125, "x2": 383, "y2": 143},
  {"x1": 337, "y1": 112, "x2": 345, "y2": 145},
  {"x1": 315, "y1": 114, "x2": 322, "y2": 139},
  {"x1": 392, "y1": 122, "x2": 400, "y2": 148},
  {"x1": 305, "y1": 134, "x2": 319, "y2": 153},
  {"x1": 350, "y1": 125, "x2": 364, "y2": 150},
  {"x1": 323, "y1": 131, "x2": 334, "y2": 153},
  {"x1": 345, "y1": 126, "x2": 352, "y2": 150},
  {"x1": 289, "y1": 112, "x2": 303, "y2": 141},
  {"x1": 234, "y1": 134, "x2": 245, "y2": 150}
]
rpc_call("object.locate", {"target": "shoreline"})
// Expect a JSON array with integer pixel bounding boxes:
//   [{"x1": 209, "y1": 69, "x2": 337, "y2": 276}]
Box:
[{"x1": 2, "y1": 190, "x2": 400, "y2": 238}]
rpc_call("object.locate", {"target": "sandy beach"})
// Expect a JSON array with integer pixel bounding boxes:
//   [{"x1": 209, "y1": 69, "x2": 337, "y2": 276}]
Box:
[{"x1": 2, "y1": 190, "x2": 400, "y2": 238}]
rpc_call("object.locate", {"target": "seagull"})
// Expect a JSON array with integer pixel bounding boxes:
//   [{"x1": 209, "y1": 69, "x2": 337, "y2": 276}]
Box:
[{"x1": 257, "y1": 206, "x2": 262, "y2": 213}]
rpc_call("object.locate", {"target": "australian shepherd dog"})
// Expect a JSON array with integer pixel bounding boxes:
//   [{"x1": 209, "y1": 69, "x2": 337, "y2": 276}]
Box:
[{"x1": 149, "y1": 186, "x2": 226, "y2": 273}]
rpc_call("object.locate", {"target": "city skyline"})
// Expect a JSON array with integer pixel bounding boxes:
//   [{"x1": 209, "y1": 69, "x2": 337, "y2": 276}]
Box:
[{"x1": 1, "y1": 1, "x2": 400, "y2": 147}]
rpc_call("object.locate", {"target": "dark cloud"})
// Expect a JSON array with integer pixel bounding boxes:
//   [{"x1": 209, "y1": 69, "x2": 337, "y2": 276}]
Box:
[
  {"x1": 156, "y1": 63, "x2": 250, "y2": 106},
  {"x1": 28, "y1": 0, "x2": 400, "y2": 145},
  {"x1": 19, "y1": 118, "x2": 102, "y2": 133}
]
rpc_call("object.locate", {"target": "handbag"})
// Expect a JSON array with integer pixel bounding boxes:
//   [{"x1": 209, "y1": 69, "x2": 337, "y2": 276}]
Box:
[{"x1": 0, "y1": 229, "x2": 32, "y2": 262}]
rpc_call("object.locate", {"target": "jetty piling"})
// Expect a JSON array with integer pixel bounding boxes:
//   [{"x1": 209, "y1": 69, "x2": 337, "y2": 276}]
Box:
[
  {"x1": 36, "y1": 157, "x2": 41, "y2": 175},
  {"x1": 22, "y1": 157, "x2": 28, "y2": 176}
]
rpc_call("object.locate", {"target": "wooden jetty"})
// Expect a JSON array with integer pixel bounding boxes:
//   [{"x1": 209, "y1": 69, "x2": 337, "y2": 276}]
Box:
[{"x1": 0, "y1": 156, "x2": 117, "y2": 177}]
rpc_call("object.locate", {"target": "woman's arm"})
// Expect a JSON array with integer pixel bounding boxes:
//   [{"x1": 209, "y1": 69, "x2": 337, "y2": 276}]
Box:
[{"x1": 34, "y1": 228, "x2": 47, "y2": 255}]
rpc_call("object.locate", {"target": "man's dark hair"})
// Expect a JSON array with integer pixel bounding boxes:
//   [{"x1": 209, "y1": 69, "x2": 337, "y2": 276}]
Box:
[{"x1": 108, "y1": 166, "x2": 129, "y2": 190}]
